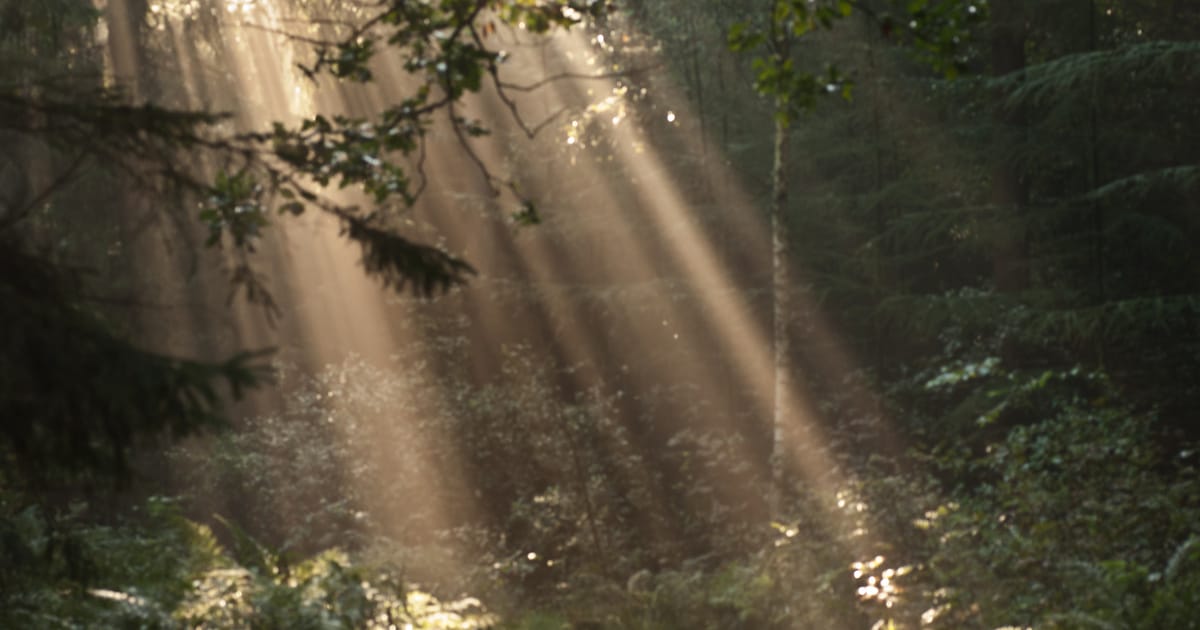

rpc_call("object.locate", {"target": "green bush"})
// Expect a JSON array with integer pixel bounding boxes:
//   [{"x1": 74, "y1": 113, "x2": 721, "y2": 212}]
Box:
[
  {"x1": 897, "y1": 406, "x2": 1200, "y2": 629},
  {"x1": 0, "y1": 493, "x2": 498, "y2": 629}
]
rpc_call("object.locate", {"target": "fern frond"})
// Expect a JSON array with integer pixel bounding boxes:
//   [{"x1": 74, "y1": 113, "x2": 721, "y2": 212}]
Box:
[{"x1": 997, "y1": 40, "x2": 1200, "y2": 109}]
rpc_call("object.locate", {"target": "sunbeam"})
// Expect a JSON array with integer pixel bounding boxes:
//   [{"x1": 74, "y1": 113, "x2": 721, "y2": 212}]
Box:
[
  {"x1": 8, "y1": 0, "x2": 1187, "y2": 626},
  {"x1": 139, "y1": 0, "x2": 880, "y2": 575}
]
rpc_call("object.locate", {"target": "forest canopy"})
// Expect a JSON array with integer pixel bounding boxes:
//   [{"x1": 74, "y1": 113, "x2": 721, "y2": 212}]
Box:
[{"x1": 2, "y1": 0, "x2": 1199, "y2": 628}]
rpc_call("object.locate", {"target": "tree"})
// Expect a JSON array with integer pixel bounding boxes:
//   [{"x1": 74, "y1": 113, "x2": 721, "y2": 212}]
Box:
[
  {"x1": 727, "y1": 0, "x2": 982, "y2": 510},
  {"x1": 0, "y1": 0, "x2": 616, "y2": 482},
  {"x1": 875, "y1": 0, "x2": 1200, "y2": 437},
  {"x1": 0, "y1": 0, "x2": 268, "y2": 482}
]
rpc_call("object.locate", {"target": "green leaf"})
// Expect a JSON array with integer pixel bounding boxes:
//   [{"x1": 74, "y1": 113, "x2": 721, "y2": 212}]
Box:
[
  {"x1": 727, "y1": 21, "x2": 765, "y2": 52},
  {"x1": 511, "y1": 201, "x2": 541, "y2": 227},
  {"x1": 279, "y1": 202, "x2": 305, "y2": 216}
]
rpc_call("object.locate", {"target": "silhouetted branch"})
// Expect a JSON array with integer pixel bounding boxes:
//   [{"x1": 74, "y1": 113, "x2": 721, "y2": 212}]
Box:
[
  {"x1": 333, "y1": 206, "x2": 476, "y2": 296},
  {"x1": 0, "y1": 150, "x2": 87, "y2": 232}
]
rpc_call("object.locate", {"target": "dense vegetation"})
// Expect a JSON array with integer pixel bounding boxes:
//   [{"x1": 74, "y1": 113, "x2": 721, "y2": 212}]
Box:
[{"x1": 2, "y1": 0, "x2": 1198, "y2": 628}]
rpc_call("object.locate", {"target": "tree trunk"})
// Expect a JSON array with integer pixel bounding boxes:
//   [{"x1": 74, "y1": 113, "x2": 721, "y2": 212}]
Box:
[
  {"x1": 1086, "y1": 0, "x2": 1107, "y2": 366},
  {"x1": 989, "y1": 0, "x2": 1029, "y2": 293},
  {"x1": 769, "y1": 91, "x2": 792, "y2": 514}
]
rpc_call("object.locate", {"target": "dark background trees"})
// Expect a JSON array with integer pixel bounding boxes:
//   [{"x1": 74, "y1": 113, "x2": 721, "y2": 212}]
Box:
[{"x1": 2, "y1": 0, "x2": 1199, "y2": 628}]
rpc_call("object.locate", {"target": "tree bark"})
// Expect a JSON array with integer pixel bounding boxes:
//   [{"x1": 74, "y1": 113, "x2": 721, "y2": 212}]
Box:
[{"x1": 769, "y1": 89, "x2": 792, "y2": 515}]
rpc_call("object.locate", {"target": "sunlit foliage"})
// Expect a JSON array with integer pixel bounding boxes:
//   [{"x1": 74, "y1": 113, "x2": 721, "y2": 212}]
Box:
[
  {"x1": 0, "y1": 496, "x2": 498, "y2": 628},
  {"x1": 4, "y1": 0, "x2": 1200, "y2": 628}
]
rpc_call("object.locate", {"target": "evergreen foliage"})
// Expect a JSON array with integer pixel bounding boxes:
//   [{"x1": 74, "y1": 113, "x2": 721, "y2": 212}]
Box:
[
  {"x1": 2, "y1": 0, "x2": 1199, "y2": 627},
  {"x1": 0, "y1": 0, "x2": 269, "y2": 479}
]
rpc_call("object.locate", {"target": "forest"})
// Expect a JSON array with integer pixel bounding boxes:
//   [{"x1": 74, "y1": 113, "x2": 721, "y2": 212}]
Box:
[{"x1": 2, "y1": 0, "x2": 1198, "y2": 628}]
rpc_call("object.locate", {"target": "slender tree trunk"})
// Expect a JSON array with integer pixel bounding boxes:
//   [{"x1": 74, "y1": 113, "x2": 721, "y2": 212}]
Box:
[
  {"x1": 989, "y1": 0, "x2": 1029, "y2": 293},
  {"x1": 769, "y1": 88, "x2": 792, "y2": 514},
  {"x1": 867, "y1": 17, "x2": 886, "y2": 378},
  {"x1": 105, "y1": 0, "x2": 149, "y2": 100},
  {"x1": 688, "y1": 12, "x2": 708, "y2": 162},
  {"x1": 1087, "y1": 0, "x2": 1106, "y2": 366}
]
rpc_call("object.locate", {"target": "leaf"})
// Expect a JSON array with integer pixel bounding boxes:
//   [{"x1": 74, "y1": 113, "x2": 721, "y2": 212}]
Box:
[
  {"x1": 511, "y1": 201, "x2": 541, "y2": 226},
  {"x1": 279, "y1": 202, "x2": 305, "y2": 216},
  {"x1": 727, "y1": 21, "x2": 765, "y2": 52}
]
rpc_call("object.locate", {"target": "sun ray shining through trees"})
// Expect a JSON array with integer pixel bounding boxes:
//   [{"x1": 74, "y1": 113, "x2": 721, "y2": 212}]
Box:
[{"x1": 3, "y1": 0, "x2": 1200, "y2": 628}]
